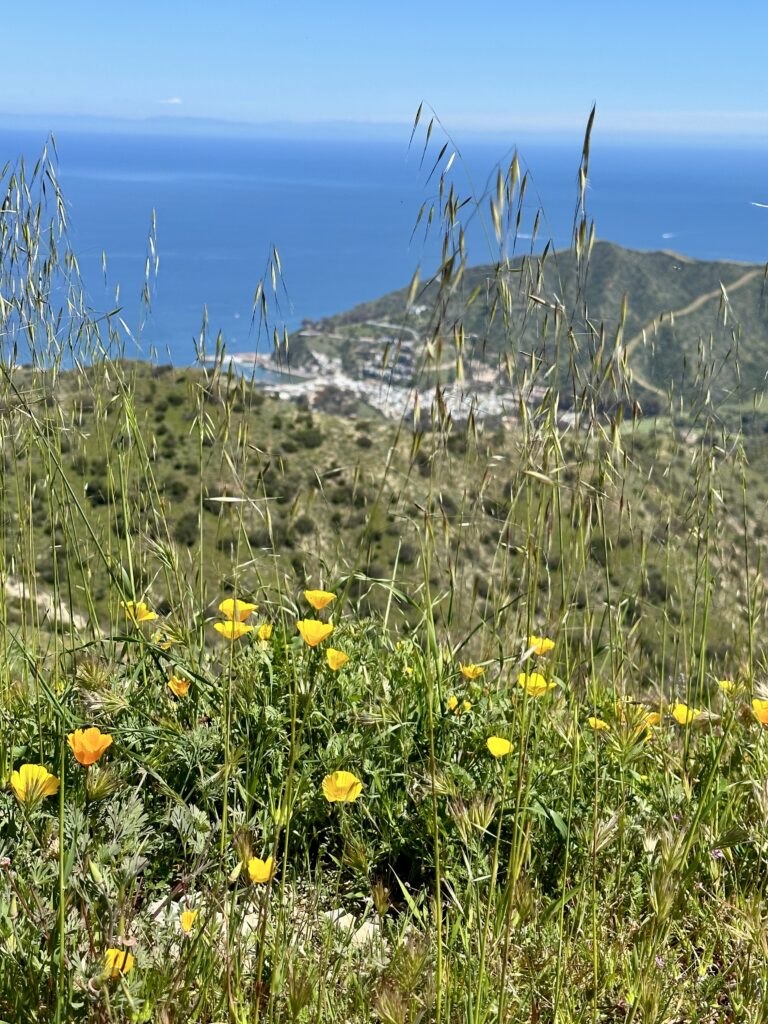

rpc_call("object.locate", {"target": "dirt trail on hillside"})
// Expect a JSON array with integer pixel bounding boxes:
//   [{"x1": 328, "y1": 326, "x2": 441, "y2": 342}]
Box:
[{"x1": 623, "y1": 267, "x2": 762, "y2": 399}]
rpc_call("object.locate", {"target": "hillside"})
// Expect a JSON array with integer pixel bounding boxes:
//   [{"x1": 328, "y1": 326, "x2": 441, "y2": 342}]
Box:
[
  {"x1": 9, "y1": 356, "x2": 768, "y2": 1022},
  {"x1": 5, "y1": 358, "x2": 768, "y2": 680},
  {"x1": 279, "y1": 242, "x2": 768, "y2": 411}
]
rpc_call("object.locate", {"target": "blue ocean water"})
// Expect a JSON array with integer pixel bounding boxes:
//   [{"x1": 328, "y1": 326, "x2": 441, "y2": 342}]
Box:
[{"x1": 3, "y1": 128, "x2": 768, "y2": 364}]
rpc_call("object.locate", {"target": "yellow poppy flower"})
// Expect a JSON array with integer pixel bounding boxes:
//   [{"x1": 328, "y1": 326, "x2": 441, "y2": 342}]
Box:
[
  {"x1": 218, "y1": 598, "x2": 257, "y2": 622},
  {"x1": 258, "y1": 623, "x2": 273, "y2": 641},
  {"x1": 486, "y1": 736, "x2": 513, "y2": 758},
  {"x1": 150, "y1": 629, "x2": 174, "y2": 650},
  {"x1": 718, "y1": 679, "x2": 736, "y2": 694},
  {"x1": 168, "y1": 675, "x2": 190, "y2": 698},
  {"x1": 326, "y1": 648, "x2": 349, "y2": 671},
  {"x1": 671, "y1": 703, "x2": 701, "y2": 725},
  {"x1": 213, "y1": 620, "x2": 254, "y2": 640},
  {"x1": 10, "y1": 763, "x2": 60, "y2": 803},
  {"x1": 304, "y1": 589, "x2": 336, "y2": 611},
  {"x1": 180, "y1": 909, "x2": 198, "y2": 933},
  {"x1": 459, "y1": 663, "x2": 484, "y2": 680},
  {"x1": 752, "y1": 698, "x2": 768, "y2": 725},
  {"x1": 632, "y1": 710, "x2": 662, "y2": 740},
  {"x1": 587, "y1": 717, "x2": 609, "y2": 731},
  {"x1": 448, "y1": 696, "x2": 471, "y2": 715},
  {"x1": 247, "y1": 856, "x2": 276, "y2": 884},
  {"x1": 297, "y1": 619, "x2": 333, "y2": 647},
  {"x1": 322, "y1": 770, "x2": 363, "y2": 803},
  {"x1": 67, "y1": 727, "x2": 113, "y2": 766},
  {"x1": 528, "y1": 635, "x2": 555, "y2": 656},
  {"x1": 517, "y1": 671, "x2": 555, "y2": 697},
  {"x1": 104, "y1": 948, "x2": 135, "y2": 978},
  {"x1": 124, "y1": 600, "x2": 158, "y2": 624}
]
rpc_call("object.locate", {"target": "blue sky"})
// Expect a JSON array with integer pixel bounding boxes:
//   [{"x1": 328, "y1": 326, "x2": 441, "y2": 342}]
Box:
[{"x1": 5, "y1": 0, "x2": 768, "y2": 140}]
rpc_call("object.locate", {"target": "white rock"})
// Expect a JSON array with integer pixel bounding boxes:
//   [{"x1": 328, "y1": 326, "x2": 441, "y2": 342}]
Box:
[{"x1": 351, "y1": 920, "x2": 379, "y2": 948}]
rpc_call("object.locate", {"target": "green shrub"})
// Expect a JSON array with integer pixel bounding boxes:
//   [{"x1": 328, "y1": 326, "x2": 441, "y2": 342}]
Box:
[
  {"x1": 174, "y1": 510, "x2": 200, "y2": 546},
  {"x1": 295, "y1": 427, "x2": 323, "y2": 449},
  {"x1": 293, "y1": 514, "x2": 314, "y2": 535}
]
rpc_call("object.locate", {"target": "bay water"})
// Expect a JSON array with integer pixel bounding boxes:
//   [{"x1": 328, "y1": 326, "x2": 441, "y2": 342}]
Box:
[{"x1": 3, "y1": 128, "x2": 767, "y2": 365}]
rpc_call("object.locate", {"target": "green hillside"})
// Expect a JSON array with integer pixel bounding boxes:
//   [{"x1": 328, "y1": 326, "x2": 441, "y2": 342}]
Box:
[
  {"x1": 285, "y1": 242, "x2": 768, "y2": 409},
  {"x1": 5, "y1": 357, "x2": 768, "y2": 680}
]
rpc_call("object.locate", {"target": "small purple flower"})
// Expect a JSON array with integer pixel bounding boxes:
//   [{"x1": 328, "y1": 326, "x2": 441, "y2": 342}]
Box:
[
  {"x1": 711, "y1": 848, "x2": 724, "y2": 860},
  {"x1": 655, "y1": 955, "x2": 665, "y2": 968}
]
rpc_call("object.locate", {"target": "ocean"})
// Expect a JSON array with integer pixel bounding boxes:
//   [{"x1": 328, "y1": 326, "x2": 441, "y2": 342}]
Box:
[{"x1": 3, "y1": 128, "x2": 768, "y2": 365}]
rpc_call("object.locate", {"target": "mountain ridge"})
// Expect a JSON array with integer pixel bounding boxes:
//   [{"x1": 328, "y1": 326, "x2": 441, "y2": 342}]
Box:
[{"x1": 282, "y1": 240, "x2": 768, "y2": 406}]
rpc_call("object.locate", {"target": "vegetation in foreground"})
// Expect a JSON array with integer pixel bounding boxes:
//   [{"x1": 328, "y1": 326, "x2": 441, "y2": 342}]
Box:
[{"x1": 3, "y1": 128, "x2": 768, "y2": 1022}]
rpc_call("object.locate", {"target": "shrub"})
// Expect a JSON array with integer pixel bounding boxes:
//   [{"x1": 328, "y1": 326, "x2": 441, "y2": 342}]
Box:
[
  {"x1": 295, "y1": 427, "x2": 323, "y2": 449},
  {"x1": 293, "y1": 514, "x2": 314, "y2": 536},
  {"x1": 174, "y1": 510, "x2": 200, "y2": 546},
  {"x1": 166, "y1": 478, "x2": 189, "y2": 502}
]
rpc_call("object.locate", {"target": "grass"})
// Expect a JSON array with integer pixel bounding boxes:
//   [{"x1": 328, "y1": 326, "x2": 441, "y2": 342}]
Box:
[{"x1": 2, "y1": 123, "x2": 768, "y2": 1022}]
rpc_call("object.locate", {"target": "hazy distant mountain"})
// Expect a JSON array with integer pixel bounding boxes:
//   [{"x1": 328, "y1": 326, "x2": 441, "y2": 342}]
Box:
[{"x1": 0, "y1": 111, "x2": 416, "y2": 141}]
